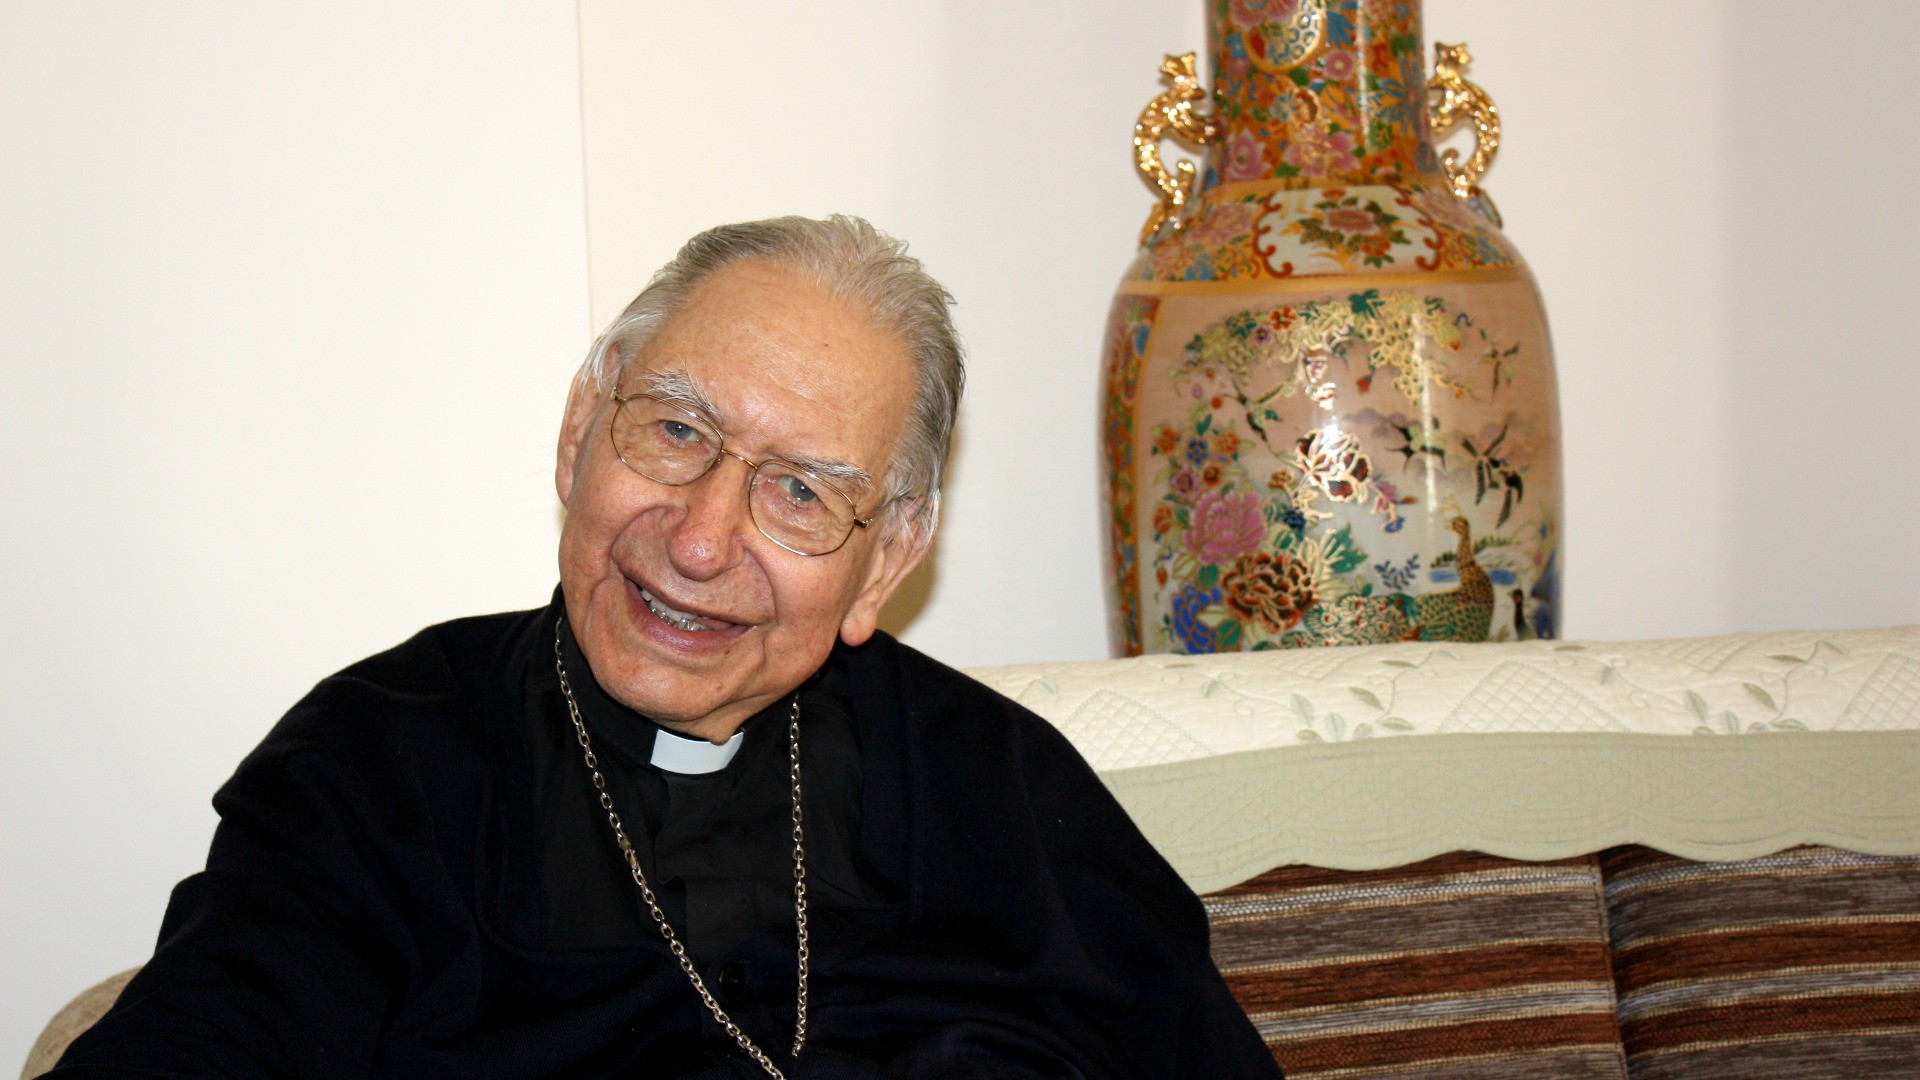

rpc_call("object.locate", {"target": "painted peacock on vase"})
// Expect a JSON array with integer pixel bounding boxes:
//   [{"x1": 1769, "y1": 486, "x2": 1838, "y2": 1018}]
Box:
[{"x1": 1293, "y1": 517, "x2": 1494, "y2": 647}]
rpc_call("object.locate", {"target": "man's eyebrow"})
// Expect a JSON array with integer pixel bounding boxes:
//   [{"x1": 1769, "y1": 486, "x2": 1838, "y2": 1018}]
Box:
[
  {"x1": 635, "y1": 368, "x2": 723, "y2": 425},
  {"x1": 785, "y1": 454, "x2": 874, "y2": 490},
  {"x1": 635, "y1": 367, "x2": 876, "y2": 490}
]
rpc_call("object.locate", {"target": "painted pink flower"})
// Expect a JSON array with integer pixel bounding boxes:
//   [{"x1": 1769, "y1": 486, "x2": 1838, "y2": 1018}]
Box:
[
  {"x1": 1229, "y1": 0, "x2": 1295, "y2": 31},
  {"x1": 1170, "y1": 467, "x2": 1200, "y2": 498},
  {"x1": 1191, "y1": 200, "x2": 1259, "y2": 245},
  {"x1": 1220, "y1": 129, "x2": 1270, "y2": 184},
  {"x1": 1318, "y1": 49, "x2": 1356, "y2": 81},
  {"x1": 1322, "y1": 205, "x2": 1377, "y2": 235},
  {"x1": 1150, "y1": 238, "x2": 1195, "y2": 277},
  {"x1": 1228, "y1": 0, "x2": 1274, "y2": 30},
  {"x1": 1284, "y1": 127, "x2": 1361, "y2": 175},
  {"x1": 1183, "y1": 490, "x2": 1267, "y2": 565}
]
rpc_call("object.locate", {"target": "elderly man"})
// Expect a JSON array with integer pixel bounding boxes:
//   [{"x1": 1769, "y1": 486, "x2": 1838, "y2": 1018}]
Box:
[{"x1": 50, "y1": 217, "x2": 1282, "y2": 1079}]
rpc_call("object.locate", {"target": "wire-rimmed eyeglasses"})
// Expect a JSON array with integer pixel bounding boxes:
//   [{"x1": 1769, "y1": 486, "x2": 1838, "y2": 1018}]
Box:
[{"x1": 608, "y1": 387, "x2": 874, "y2": 556}]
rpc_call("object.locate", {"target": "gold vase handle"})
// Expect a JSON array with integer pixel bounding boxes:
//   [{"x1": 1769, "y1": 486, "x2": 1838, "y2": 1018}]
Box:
[
  {"x1": 1426, "y1": 42, "x2": 1502, "y2": 224},
  {"x1": 1133, "y1": 52, "x2": 1218, "y2": 246}
]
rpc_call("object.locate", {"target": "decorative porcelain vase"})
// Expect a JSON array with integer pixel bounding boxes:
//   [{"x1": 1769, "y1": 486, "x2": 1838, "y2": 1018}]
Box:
[{"x1": 1100, "y1": 0, "x2": 1561, "y2": 656}]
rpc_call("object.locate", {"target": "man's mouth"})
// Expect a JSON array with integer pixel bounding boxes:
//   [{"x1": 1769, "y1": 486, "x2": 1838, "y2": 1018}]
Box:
[{"x1": 639, "y1": 586, "x2": 724, "y2": 634}]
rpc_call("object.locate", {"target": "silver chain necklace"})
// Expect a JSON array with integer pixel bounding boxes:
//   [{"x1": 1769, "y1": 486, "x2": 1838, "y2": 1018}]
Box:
[{"x1": 553, "y1": 623, "x2": 809, "y2": 1079}]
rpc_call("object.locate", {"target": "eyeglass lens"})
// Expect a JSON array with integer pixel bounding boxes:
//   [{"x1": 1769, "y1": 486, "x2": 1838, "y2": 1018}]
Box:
[{"x1": 611, "y1": 395, "x2": 858, "y2": 555}]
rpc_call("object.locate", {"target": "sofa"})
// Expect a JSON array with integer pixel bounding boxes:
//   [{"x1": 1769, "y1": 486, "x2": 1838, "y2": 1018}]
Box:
[
  {"x1": 967, "y1": 624, "x2": 1920, "y2": 1077},
  {"x1": 25, "y1": 626, "x2": 1920, "y2": 1079}
]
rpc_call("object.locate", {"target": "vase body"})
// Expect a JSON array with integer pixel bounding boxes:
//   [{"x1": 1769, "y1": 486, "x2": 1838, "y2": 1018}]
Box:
[{"x1": 1101, "y1": 0, "x2": 1561, "y2": 656}]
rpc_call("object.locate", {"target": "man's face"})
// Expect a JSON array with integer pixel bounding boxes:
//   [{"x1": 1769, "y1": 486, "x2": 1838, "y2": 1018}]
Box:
[{"x1": 555, "y1": 259, "x2": 925, "y2": 740}]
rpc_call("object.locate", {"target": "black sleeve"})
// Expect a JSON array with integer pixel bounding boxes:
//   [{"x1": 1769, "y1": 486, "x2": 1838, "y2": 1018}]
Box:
[
  {"x1": 844, "y1": 639, "x2": 1283, "y2": 1080},
  {"x1": 44, "y1": 668, "x2": 459, "y2": 1079},
  {"x1": 991, "y1": 693, "x2": 1283, "y2": 1080}
]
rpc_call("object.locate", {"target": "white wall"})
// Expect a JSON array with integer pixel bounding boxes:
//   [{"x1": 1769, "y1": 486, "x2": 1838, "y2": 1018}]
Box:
[
  {"x1": 578, "y1": 0, "x2": 1920, "y2": 661},
  {"x1": 3, "y1": 0, "x2": 1917, "y2": 1068},
  {"x1": 1428, "y1": 0, "x2": 1920, "y2": 637},
  {"x1": 1718, "y1": 3, "x2": 1920, "y2": 631},
  {"x1": 0, "y1": 2, "x2": 590, "y2": 1065},
  {"x1": 576, "y1": 0, "x2": 1213, "y2": 667}
]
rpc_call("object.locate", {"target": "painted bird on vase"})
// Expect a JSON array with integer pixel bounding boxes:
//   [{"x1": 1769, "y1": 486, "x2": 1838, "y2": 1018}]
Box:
[{"x1": 1296, "y1": 517, "x2": 1495, "y2": 645}]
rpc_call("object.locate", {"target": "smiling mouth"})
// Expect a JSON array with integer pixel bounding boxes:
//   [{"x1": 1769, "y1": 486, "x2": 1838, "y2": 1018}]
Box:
[{"x1": 640, "y1": 586, "x2": 714, "y2": 633}]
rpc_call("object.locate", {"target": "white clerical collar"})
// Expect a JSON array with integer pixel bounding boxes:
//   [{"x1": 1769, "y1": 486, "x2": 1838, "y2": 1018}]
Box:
[{"x1": 650, "y1": 726, "x2": 743, "y2": 775}]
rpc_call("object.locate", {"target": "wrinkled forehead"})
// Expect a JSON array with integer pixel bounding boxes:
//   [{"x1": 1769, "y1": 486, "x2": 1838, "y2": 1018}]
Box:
[{"x1": 611, "y1": 261, "x2": 918, "y2": 482}]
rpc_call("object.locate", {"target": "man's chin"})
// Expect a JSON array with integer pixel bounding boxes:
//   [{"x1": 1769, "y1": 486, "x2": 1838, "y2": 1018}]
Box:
[{"x1": 586, "y1": 642, "x2": 751, "y2": 730}]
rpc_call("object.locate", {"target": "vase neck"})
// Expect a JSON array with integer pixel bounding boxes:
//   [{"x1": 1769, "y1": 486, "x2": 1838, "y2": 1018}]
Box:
[{"x1": 1203, "y1": 0, "x2": 1444, "y2": 190}]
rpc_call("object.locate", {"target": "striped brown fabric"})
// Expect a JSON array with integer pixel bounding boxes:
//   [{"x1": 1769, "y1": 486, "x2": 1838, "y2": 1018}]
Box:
[
  {"x1": 1602, "y1": 845, "x2": 1920, "y2": 1079},
  {"x1": 1203, "y1": 852, "x2": 1629, "y2": 1078}
]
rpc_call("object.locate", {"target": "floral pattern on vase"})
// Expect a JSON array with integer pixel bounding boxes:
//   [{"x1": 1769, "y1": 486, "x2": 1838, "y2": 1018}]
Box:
[
  {"x1": 1100, "y1": 296, "x2": 1161, "y2": 656},
  {"x1": 1101, "y1": 0, "x2": 1561, "y2": 656},
  {"x1": 1228, "y1": 0, "x2": 1326, "y2": 72},
  {"x1": 1139, "y1": 288, "x2": 1557, "y2": 651},
  {"x1": 1133, "y1": 179, "x2": 1518, "y2": 283},
  {"x1": 1211, "y1": 0, "x2": 1436, "y2": 187}
]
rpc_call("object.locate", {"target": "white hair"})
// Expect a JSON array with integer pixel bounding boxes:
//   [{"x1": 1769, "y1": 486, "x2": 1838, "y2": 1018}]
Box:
[{"x1": 575, "y1": 215, "x2": 964, "y2": 544}]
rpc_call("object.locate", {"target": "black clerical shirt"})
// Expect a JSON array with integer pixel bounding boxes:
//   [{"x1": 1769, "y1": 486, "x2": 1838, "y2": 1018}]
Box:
[
  {"x1": 50, "y1": 597, "x2": 1285, "y2": 1079},
  {"x1": 538, "y1": 620, "x2": 890, "y2": 959}
]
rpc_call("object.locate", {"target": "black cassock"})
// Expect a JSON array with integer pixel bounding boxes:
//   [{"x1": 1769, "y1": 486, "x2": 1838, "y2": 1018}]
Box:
[{"x1": 51, "y1": 598, "x2": 1283, "y2": 1079}]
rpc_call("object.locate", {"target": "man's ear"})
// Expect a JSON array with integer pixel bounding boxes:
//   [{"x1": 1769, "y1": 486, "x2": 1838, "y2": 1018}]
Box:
[
  {"x1": 839, "y1": 501, "x2": 935, "y2": 646},
  {"x1": 555, "y1": 373, "x2": 602, "y2": 506}
]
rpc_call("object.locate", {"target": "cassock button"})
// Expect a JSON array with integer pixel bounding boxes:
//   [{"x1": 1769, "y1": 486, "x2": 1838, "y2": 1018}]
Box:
[{"x1": 716, "y1": 962, "x2": 746, "y2": 995}]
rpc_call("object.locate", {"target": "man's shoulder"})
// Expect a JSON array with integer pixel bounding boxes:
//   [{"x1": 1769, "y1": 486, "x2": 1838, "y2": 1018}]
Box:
[
  {"x1": 190, "y1": 604, "x2": 555, "y2": 952},
  {"x1": 237, "y1": 603, "x2": 549, "y2": 779},
  {"x1": 836, "y1": 631, "x2": 1095, "y2": 774},
  {"x1": 837, "y1": 631, "x2": 1022, "y2": 721},
  {"x1": 334, "y1": 604, "x2": 545, "y2": 690}
]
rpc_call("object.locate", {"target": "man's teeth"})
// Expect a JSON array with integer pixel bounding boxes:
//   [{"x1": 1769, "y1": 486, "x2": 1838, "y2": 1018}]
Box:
[{"x1": 640, "y1": 587, "x2": 706, "y2": 633}]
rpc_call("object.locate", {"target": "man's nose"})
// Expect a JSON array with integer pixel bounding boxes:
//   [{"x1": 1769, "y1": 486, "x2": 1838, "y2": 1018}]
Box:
[{"x1": 664, "y1": 457, "x2": 754, "y2": 581}]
